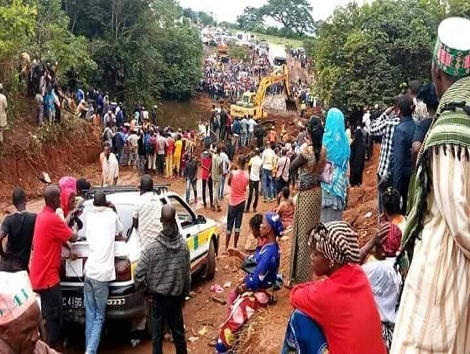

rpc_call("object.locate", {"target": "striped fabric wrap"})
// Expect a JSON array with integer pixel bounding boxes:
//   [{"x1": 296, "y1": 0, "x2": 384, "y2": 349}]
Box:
[
  {"x1": 311, "y1": 221, "x2": 360, "y2": 266},
  {"x1": 398, "y1": 76, "x2": 470, "y2": 275}
]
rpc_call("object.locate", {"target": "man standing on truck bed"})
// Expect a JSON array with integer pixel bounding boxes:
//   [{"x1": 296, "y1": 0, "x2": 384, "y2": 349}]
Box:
[
  {"x1": 134, "y1": 203, "x2": 190, "y2": 354},
  {"x1": 133, "y1": 175, "x2": 163, "y2": 252},
  {"x1": 84, "y1": 191, "x2": 123, "y2": 354},
  {"x1": 29, "y1": 185, "x2": 78, "y2": 351}
]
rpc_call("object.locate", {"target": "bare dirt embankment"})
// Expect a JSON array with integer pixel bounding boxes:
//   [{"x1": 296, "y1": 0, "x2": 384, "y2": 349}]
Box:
[{"x1": 0, "y1": 111, "x2": 101, "y2": 206}]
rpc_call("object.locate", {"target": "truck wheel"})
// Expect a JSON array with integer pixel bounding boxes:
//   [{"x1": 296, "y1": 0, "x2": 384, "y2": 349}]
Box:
[{"x1": 200, "y1": 239, "x2": 216, "y2": 280}]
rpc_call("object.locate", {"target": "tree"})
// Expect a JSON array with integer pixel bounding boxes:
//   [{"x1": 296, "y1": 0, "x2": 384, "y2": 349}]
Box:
[
  {"x1": 182, "y1": 7, "x2": 198, "y2": 23},
  {"x1": 237, "y1": 6, "x2": 264, "y2": 32},
  {"x1": 197, "y1": 11, "x2": 216, "y2": 27},
  {"x1": 0, "y1": 0, "x2": 36, "y2": 86},
  {"x1": 259, "y1": 0, "x2": 315, "y2": 35},
  {"x1": 309, "y1": 0, "x2": 438, "y2": 111},
  {"x1": 31, "y1": 0, "x2": 95, "y2": 76},
  {"x1": 63, "y1": 0, "x2": 202, "y2": 103}
]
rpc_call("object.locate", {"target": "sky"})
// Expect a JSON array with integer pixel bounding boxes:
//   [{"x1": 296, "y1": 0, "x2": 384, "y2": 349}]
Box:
[{"x1": 177, "y1": 0, "x2": 370, "y2": 23}]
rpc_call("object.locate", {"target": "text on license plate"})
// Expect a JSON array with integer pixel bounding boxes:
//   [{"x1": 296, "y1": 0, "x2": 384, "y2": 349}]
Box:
[{"x1": 63, "y1": 296, "x2": 84, "y2": 309}]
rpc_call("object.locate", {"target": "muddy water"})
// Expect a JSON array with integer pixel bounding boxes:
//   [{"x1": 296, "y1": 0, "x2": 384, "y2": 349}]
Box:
[{"x1": 157, "y1": 97, "x2": 209, "y2": 129}]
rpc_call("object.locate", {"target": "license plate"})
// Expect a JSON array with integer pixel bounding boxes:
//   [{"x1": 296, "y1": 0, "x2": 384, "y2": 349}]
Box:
[{"x1": 62, "y1": 295, "x2": 84, "y2": 309}]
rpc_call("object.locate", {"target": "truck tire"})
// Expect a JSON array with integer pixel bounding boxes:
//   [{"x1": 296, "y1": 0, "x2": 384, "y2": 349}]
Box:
[{"x1": 200, "y1": 239, "x2": 216, "y2": 280}]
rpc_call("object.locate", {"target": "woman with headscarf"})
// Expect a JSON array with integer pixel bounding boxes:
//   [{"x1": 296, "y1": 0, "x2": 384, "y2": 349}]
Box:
[
  {"x1": 56, "y1": 176, "x2": 77, "y2": 222},
  {"x1": 287, "y1": 115, "x2": 324, "y2": 286},
  {"x1": 321, "y1": 108, "x2": 351, "y2": 222},
  {"x1": 360, "y1": 221, "x2": 402, "y2": 351},
  {"x1": 282, "y1": 222, "x2": 386, "y2": 354},
  {"x1": 215, "y1": 212, "x2": 283, "y2": 353},
  {"x1": 349, "y1": 122, "x2": 366, "y2": 187}
]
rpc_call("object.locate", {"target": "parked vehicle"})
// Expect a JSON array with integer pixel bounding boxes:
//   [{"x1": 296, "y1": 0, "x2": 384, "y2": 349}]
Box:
[{"x1": 60, "y1": 185, "x2": 219, "y2": 325}]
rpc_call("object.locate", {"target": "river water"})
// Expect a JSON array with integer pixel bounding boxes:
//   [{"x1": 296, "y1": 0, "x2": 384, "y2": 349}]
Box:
[{"x1": 157, "y1": 97, "x2": 209, "y2": 129}]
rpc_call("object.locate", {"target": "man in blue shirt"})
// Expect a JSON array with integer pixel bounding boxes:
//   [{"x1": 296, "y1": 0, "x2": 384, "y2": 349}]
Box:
[{"x1": 391, "y1": 94, "x2": 416, "y2": 214}]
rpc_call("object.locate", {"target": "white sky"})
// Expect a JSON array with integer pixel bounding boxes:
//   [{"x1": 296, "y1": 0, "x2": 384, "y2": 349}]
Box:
[{"x1": 178, "y1": 0, "x2": 370, "y2": 23}]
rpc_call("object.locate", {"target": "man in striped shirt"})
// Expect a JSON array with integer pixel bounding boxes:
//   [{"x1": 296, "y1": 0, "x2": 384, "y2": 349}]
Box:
[
  {"x1": 132, "y1": 175, "x2": 163, "y2": 252},
  {"x1": 370, "y1": 106, "x2": 400, "y2": 213}
]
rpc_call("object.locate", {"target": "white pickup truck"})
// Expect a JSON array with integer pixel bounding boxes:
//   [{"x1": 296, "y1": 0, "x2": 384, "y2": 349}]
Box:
[{"x1": 60, "y1": 186, "x2": 219, "y2": 325}]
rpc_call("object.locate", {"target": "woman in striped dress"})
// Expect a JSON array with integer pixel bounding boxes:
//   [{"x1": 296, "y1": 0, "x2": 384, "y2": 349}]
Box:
[{"x1": 287, "y1": 116, "x2": 324, "y2": 286}]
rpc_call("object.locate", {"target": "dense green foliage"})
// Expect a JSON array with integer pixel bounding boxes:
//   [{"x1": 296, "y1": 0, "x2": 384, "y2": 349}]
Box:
[
  {"x1": 237, "y1": 0, "x2": 315, "y2": 38},
  {"x1": 182, "y1": 8, "x2": 217, "y2": 27},
  {"x1": 0, "y1": 0, "x2": 203, "y2": 104},
  {"x1": 63, "y1": 0, "x2": 203, "y2": 101},
  {"x1": 307, "y1": 0, "x2": 470, "y2": 111},
  {"x1": 0, "y1": 0, "x2": 93, "y2": 87}
]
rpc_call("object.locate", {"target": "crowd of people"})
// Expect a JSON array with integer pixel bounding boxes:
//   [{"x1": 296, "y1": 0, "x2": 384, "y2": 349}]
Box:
[
  {"x1": 0, "y1": 16, "x2": 469, "y2": 354},
  {"x1": 200, "y1": 52, "x2": 267, "y2": 102}
]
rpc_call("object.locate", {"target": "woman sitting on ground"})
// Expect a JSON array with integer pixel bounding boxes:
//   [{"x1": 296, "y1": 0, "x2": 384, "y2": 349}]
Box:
[
  {"x1": 215, "y1": 212, "x2": 283, "y2": 353},
  {"x1": 276, "y1": 186, "x2": 295, "y2": 229},
  {"x1": 282, "y1": 221, "x2": 386, "y2": 354},
  {"x1": 360, "y1": 221, "x2": 403, "y2": 351}
]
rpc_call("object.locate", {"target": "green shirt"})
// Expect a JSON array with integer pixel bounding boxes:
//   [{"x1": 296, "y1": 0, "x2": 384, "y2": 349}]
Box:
[{"x1": 211, "y1": 153, "x2": 222, "y2": 182}]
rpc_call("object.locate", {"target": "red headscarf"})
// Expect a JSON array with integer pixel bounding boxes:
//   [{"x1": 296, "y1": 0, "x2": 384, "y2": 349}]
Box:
[
  {"x1": 59, "y1": 176, "x2": 77, "y2": 217},
  {"x1": 382, "y1": 222, "x2": 402, "y2": 257}
]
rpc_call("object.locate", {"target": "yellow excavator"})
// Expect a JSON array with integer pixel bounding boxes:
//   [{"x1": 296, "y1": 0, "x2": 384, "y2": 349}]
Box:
[{"x1": 229, "y1": 65, "x2": 297, "y2": 119}]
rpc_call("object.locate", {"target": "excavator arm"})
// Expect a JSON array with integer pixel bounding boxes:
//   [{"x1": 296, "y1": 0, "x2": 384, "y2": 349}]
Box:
[{"x1": 253, "y1": 65, "x2": 297, "y2": 112}]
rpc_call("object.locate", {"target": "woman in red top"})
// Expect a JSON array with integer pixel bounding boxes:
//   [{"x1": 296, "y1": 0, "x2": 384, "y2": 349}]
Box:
[
  {"x1": 283, "y1": 221, "x2": 386, "y2": 354},
  {"x1": 225, "y1": 154, "x2": 249, "y2": 251}
]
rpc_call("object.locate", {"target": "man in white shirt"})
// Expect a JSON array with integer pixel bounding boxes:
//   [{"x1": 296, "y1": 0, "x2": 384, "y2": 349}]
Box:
[
  {"x1": 362, "y1": 107, "x2": 372, "y2": 160},
  {"x1": 0, "y1": 84, "x2": 8, "y2": 143},
  {"x1": 246, "y1": 149, "x2": 262, "y2": 212},
  {"x1": 276, "y1": 148, "x2": 291, "y2": 194},
  {"x1": 84, "y1": 191, "x2": 123, "y2": 354},
  {"x1": 101, "y1": 143, "x2": 119, "y2": 186},
  {"x1": 261, "y1": 143, "x2": 276, "y2": 202},
  {"x1": 240, "y1": 116, "x2": 248, "y2": 148},
  {"x1": 132, "y1": 175, "x2": 163, "y2": 252},
  {"x1": 247, "y1": 116, "x2": 257, "y2": 147},
  {"x1": 219, "y1": 145, "x2": 230, "y2": 199}
]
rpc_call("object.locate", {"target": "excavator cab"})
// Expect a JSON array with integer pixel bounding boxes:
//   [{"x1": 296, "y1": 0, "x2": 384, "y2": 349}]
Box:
[{"x1": 238, "y1": 92, "x2": 255, "y2": 107}]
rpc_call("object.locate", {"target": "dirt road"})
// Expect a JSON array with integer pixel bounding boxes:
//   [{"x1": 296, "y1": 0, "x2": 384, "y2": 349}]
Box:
[
  {"x1": 3, "y1": 168, "x2": 286, "y2": 354},
  {"x1": 2, "y1": 143, "x2": 380, "y2": 354}
]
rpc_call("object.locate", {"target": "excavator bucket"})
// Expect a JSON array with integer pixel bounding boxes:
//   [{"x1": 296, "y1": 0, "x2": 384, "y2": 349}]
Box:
[{"x1": 285, "y1": 98, "x2": 298, "y2": 112}]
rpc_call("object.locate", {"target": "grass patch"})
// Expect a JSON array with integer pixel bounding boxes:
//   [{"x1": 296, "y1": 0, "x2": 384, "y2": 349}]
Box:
[{"x1": 249, "y1": 33, "x2": 304, "y2": 49}]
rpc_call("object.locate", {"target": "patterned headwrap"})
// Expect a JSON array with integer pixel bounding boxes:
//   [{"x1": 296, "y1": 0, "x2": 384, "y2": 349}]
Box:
[
  {"x1": 264, "y1": 212, "x2": 284, "y2": 237},
  {"x1": 310, "y1": 221, "x2": 360, "y2": 265},
  {"x1": 433, "y1": 17, "x2": 470, "y2": 77},
  {"x1": 382, "y1": 222, "x2": 402, "y2": 257},
  {"x1": 0, "y1": 271, "x2": 36, "y2": 325}
]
